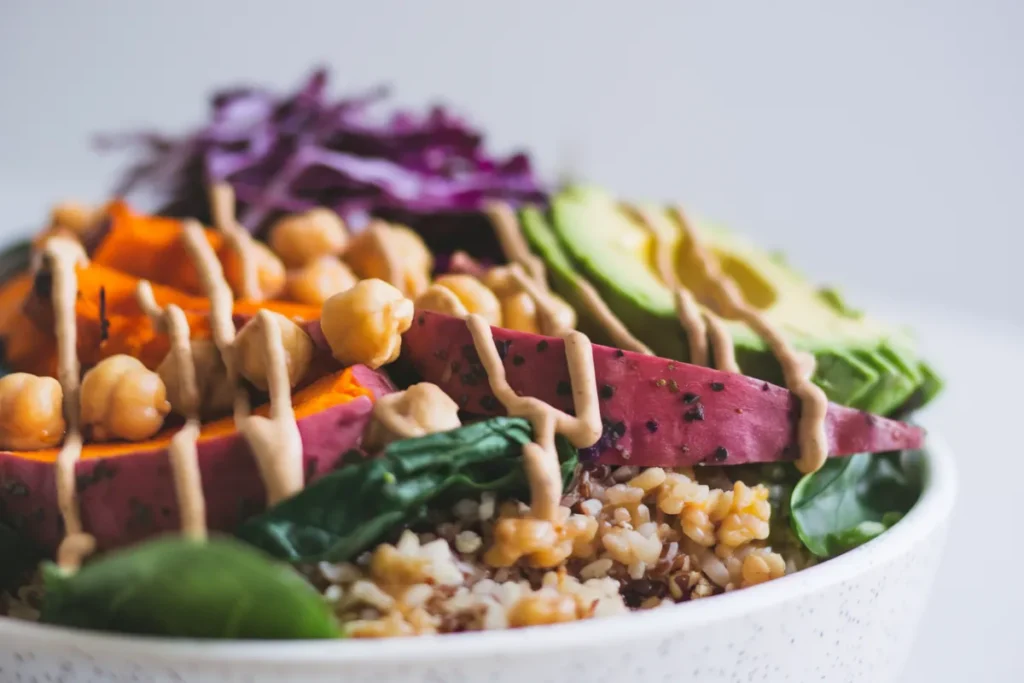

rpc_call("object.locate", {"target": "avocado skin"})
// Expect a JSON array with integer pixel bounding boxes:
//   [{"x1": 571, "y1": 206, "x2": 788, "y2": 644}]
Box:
[{"x1": 525, "y1": 187, "x2": 942, "y2": 415}]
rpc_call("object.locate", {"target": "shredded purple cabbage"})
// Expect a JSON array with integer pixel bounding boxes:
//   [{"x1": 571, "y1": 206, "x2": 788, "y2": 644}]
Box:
[{"x1": 101, "y1": 69, "x2": 547, "y2": 235}]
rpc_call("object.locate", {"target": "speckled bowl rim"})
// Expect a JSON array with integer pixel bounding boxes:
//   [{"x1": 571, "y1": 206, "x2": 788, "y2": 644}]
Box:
[{"x1": 0, "y1": 432, "x2": 956, "y2": 664}]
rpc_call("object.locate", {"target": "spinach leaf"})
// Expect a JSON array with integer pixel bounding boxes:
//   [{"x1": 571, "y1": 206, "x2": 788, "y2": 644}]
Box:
[
  {"x1": 237, "y1": 417, "x2": 578, "y2": 563},
  {"x1": 41, "y1": 536, "x2": 340, "y2": 639},
  {"x1": 790, "y1": 452, "x2": 921, "y2": 558},
  {"x1": 0, "y1": 520, "x2": 39, "y2": 591}
]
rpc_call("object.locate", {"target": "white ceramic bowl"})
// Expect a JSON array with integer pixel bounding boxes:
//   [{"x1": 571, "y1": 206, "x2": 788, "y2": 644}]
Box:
[{"x1": 0, "y1": 436, "x2": 956, "y2": 683}]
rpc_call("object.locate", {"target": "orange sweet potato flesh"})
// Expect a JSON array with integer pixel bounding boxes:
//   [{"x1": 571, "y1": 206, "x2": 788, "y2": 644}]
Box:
[
  {"x1": 21, "y1": 261, "x2": 320, "y2": 369},
  {"x1": 0, "y1": 274, "x2": 57, "y2": 376},
  {"x1": 92, "y1": 201, "x2": 237, "y2": 296},
  {"x1": 0, "y1": 364, "x2": 395, "y2": 551}
]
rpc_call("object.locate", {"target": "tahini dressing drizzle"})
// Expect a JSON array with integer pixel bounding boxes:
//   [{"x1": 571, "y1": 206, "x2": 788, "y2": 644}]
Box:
[
  {"x1": 209, "y1": 182, "x2": 262, "y2": 301},
  {"x1": 464, "y1": 314, "x2": 602, "y2": 521},
  {"x1": 181, "y1": 219, "x2": 304, "y2": 504},
  {"x1": 669, "y1": 206, "x2": 829, "y2": 473},
  {"x1": 485, "y1": 202, "x2": 653, "y2": 355},
  {"x1": 135, "y1": 281, "x2": 207, "y2": 539},
  {"x1": 44, "y1": 237, "x2": 96, "y2": 571},
  {"x1": 624, "y1": 203, "x2": 738, "y2": 373}
]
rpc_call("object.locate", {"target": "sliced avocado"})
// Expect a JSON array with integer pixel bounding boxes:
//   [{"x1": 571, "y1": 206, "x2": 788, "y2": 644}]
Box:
[
  {"x1": 548, "y1": 188, "x2": 687, "y2": 359},
  {"x1": 518, "y1": 206, "x2": 613, "y2": 344},
  {"x1": 537, "y1": 186, "x2": 942, "y2": 413}
]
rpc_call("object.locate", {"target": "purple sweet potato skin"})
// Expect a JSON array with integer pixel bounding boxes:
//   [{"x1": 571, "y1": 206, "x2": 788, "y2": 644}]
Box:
[
  {"x1": 400, "y1": 312, "x2": 926, "y2": 467},
  {"x1": 0, "y1": 365, "x2": 394, "y2": 552}
]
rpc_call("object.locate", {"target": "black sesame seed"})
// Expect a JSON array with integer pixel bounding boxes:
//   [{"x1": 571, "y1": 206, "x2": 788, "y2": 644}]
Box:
[
  {"x1": 556, "y1": 380, "x2": 571, "y2": 396},
  {"x1": 710, "y1": 381, "x2": 725, "y2": 392},
  {"x1": 512, "y1": 354, "x2": 526, "y2": 366},
  {"x1": 713, "y1": 446, "x2": 728, "y2": 462},
  {"x1": 494, "y1": 338, "x2": 511, "y2": 360},
  {"x1": 682, "y1": 392, "x2": 700, "y2": 404},
  {"x1": 537, "y1": 340, "x2": 549, "y2": 352},
  {"x1": 684, "y1": 405, "x2": 705, "y2": 422},
  {"x1": 645, "y1": 419, "x2": 659, "y2": 433},
  {"x1": 600, "y1": 384, "x2": 615, "y2": 400},
  {"x1": 461, "y1": 344, "x2": 476, "y2": 360},
  {"x1": 761, "y1": 382, "x2": 770, "y2": 392},
  {"x1": 610, "y1": 421, "x2": 627, "y2": 438},
  {"x1": 480, "y1": 395, "x2": 500, "y2": 411},
  {"x1": 614, "y1": 349, "x2": 625, "y2": 358},
  {"x1": 417, "y1": 315, "x2": 425, "y2": 326}
]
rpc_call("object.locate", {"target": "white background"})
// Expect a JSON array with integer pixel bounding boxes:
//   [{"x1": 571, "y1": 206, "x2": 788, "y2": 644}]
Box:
[{"x1": 2, "y1": 1, "x2": 1021, "y2": 680}]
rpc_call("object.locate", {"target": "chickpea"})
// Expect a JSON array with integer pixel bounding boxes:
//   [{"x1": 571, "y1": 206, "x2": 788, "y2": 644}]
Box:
[
  {"x1": 81, "y1": 355, "x2": 171, "y2": 442},
  {"x1": 342, "y1": 222, "x2": 433, "y2": 298},
  {"x1": 234, "y1": 312, "x2": 314, "y2": 391},
  {"x1": 286, "y1": 255, "x2": 358, "y2": 307},
  {"x1": 544, "y1": 293, "x2": 577, "y2": 332},
  {"x1": 481, "y1": 266, "x2": 518, "y2": 298},
  {"x1": 363, "y1": 382, "x2": 461, "y2": 451},
  {"x1": 425, "y1": 274, "x2": 502, "y2": 326},
  {"x1": 157, "y1": 339, "x2": 234, "y2": 419},
  {"x1": 320, "y1": 279, "x2": 414, "y2": 369},
  {"x1": 269, "y1": 208, "x2": 349, "y2": 268},
  {"x1": 224, "y1": 241, "x2": 287, "y2": 300},
  {"x1": 0, "y1": 373, "x2": 66, "y2": 450},
  {"x1": 484, "y1": 266, "x2": 577, "y2": 334},
  {"x1": 500, "y1": 291, "x2": 541, "y2": 334},
  {"x1": 413, "y1": 283, "x2": 469, "y2": 318}
]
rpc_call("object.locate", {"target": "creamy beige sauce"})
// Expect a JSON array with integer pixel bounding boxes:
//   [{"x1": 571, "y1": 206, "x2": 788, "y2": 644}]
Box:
[
  {"x1": 670, "y1": 206, "x2": 829, "y2": 473},
  {"x1": 209, "y1": 182, "x2": 262, "y2": 300},
  {"x1": 238, "y1": 310, "x2": 304, "y2": 504},
  {"x1": 570, "y1": 276, "x2": 653, "y2": 355},
  {"x1": 621, "y1": 204, "x2": 679, "y2": 289},
  {"x1": 43, "y1": 237, "x2": 96, "y2": 571},
  {"x1": 136, "y1": 281, "x2": 207, "y2": 540},
  {"x1": 464, "y1": 314, "x2": 601, "y2": 521},
  {"x1": 181, "y1": 221, "x2": 304, "y2": 504},
  {"x1": 672, "y1": 288, "x2": 709, "y2": 367},
  {"x1": 703, "y1": 309, "x2": 740, "y2": 373},
  {"x1": 506, "y1": 264, "x2": 572, "y2": 338},
  {"x1": 485, "y1": 202, "x2": 652, "y2": 355},
  {"x1": 484, "y1": 201, "x2": 547, "y2": 286}
]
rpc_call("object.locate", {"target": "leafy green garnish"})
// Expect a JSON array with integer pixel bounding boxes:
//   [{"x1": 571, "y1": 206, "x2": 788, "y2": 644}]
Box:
[
  {"x1": 790, "y1": 452, "x2": 921, "y2": 557},
  {"x1": 238, "y1": 417, "x2": 578, "y2": 563},
  {"x1": 41, "y1": 536, "x2": 340, "y2": 639}
]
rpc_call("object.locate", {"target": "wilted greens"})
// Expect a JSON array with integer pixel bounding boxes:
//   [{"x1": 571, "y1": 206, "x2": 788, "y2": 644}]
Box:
[
  {"x1": 41, "y1": 536, "x2": 340, "y2": 639},
  {"x1": 790, "y1": 452, "x2": 922, "y2": 557},
  {"x1": 237, "y1": 416, "x2": 577, "y2": 563}
]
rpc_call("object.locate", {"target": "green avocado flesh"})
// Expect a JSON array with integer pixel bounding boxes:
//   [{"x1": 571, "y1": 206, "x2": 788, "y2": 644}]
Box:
[{"x1": 521, "y1": 187, "x2": 942, "y2": 414}]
